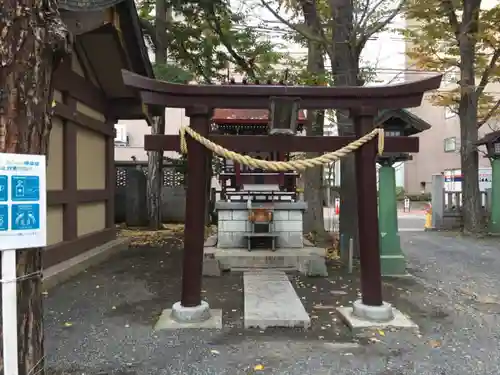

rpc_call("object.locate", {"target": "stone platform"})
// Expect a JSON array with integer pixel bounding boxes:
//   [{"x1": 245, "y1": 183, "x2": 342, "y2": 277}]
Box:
[
  {"x1": 203, "y1": 244, "x2": 328, "y2": 277},
  {"x1": 244, "y1": 270, "x2": 311, "y2": 329},
  {"x1": 216, "y1": 201, "x2": 307, "y2": 248}
]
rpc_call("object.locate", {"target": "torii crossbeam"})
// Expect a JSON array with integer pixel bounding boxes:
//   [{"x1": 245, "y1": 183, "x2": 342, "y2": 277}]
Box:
[{"x1": 122, "y1": 70, "x2": 441, "y2": 324}]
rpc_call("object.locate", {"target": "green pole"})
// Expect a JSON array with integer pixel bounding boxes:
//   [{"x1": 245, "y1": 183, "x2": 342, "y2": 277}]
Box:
[
  {"x1": 378, "y1": 163, "x2": 406, "y2": 275},
  {"x1": 490, "y1": 158, "x2": 500, "y2": 234}
]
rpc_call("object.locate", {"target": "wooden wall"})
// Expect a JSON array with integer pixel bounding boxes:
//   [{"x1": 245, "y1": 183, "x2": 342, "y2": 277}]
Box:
[{"x1": 44, "y1": 52, "x2": 115, "y2": 267}]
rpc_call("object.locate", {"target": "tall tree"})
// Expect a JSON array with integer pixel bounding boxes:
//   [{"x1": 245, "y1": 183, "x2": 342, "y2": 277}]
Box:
[
  {"x1": 0, "y1": 0, "x2": 71, "y2": 373},
  {"x1": 404, "y1": 0, "x2": 500, "y2": 233},
  {"x1": 137, "y1": 0, "x2": 284, "y2": 83},
  {"x1": 145, "y1": 1, "x2": 170, "y2": 230},
  {"x1": 261, "y1": 0, "x2": 405, "y2": 252},
  {"x1": 301, "y1": 0, "x2": 328, "y2": 240},
  {"x1": 137, "y1": 0, "x2": 285, "y2": 229}
]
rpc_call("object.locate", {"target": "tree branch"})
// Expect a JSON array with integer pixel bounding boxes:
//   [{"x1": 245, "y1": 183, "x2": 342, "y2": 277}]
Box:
[
  {"x1": 476, "y1": 47, "x2": 500, "y2": 98},
  {"x1": 441, "y1": 0, "x2": 461, "y2": 40},
  {"x1": 356, "y1": 0, "x2": 406, "y2": 56},
  {"x1": 260, "y1": 0, "x2": 328, "y2": 45},
  {"x1": 205, "y1": 10, "x2": 256, "y2": 79},
  {"x1": 478, "y1": 98, "x2": 500, "y2": 128}
]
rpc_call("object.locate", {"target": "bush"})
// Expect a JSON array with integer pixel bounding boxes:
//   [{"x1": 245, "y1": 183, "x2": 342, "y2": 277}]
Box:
[
  {"x1": 395, "y1": 186, "x2": 405, "y2": 200},
  {"x1": 402, "y1": 193, "x2": 431, "y2": 202}
]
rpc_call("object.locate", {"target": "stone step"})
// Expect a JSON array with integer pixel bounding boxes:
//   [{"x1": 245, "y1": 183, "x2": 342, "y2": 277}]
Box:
[
  {"x1": 204, "y1": 247, "x2": 328, "y2": 276},
  {"x1": 231, "y1": 267, "x2": 296, "y2": 272},
  {"x1": 243, "y1": 270, "x2": 311, "y2": 329}
]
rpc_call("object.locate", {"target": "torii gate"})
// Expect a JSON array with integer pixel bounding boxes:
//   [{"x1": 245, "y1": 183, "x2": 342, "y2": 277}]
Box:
[{"x1": 122, "y1": 70, "x2": 441, "y2": 323}]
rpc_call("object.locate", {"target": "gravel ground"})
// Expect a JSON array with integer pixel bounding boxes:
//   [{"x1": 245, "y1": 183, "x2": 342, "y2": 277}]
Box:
[{"x1": 44, "y1": 231, "x2": 500, "y2": 374}]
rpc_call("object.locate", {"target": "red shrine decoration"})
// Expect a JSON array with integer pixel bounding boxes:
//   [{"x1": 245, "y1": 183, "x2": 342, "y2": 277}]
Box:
[{"x1": 213, "y1": 107, "x2": 307, "y2": 197}]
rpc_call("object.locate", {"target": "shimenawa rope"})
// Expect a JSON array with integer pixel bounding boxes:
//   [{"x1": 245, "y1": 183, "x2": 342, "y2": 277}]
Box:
[{"x1": 179, "y1": 126, "x2": 385, "y2": 171}]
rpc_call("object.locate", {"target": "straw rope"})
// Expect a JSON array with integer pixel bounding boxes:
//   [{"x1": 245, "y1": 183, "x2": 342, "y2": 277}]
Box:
[{"x1": 179, "y1": 126, "x2": 385, "y2": 171}]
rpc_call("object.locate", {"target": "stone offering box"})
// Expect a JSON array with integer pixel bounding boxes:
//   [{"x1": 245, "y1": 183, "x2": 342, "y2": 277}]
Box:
[{"x1": 215, "y1": 201, "x2": 307, "y2": 249}]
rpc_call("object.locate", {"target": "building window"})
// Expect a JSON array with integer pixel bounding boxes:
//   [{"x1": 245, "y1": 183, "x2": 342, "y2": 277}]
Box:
[
  {"x1": 445, "y1": 106, "x2": 456, "y2": 119},
  {"x1": 114, "y1": 124, "x2": 129, "y2": 146},
  {"x1": 385, "y1": 130, "x2": 402, "y2": 137},
  {"x1": 444, "y1": 137, "x2": 457, "y2": 152}
]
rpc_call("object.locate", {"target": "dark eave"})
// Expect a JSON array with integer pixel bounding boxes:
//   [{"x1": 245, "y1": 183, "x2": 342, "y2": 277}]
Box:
[
  {"x1": 60, "y1": 0, "x2": 157, "y2": 122},
  {"x1": 477, "y1": 130, "x2": 500, "y2": 145}
]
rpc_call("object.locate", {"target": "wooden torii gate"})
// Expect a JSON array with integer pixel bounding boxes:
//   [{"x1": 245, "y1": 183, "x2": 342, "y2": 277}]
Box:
[{"x1": 122, "y1": 70, "x2": 441, "y2": 319}]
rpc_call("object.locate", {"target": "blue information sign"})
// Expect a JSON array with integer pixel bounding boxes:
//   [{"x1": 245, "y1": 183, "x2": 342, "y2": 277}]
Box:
[
  {"x1": 11, "y1": 176, "x2": 40, "y2": 202},
  {"x1": 0, "y1": 205, "x2": 8, "y2": 231},
  {"x1": 11, "y1": 204, "x2": 40, "y2": 230},
  {"x1": 0, "y1": 175, "x2": 7, "y2": 202}
]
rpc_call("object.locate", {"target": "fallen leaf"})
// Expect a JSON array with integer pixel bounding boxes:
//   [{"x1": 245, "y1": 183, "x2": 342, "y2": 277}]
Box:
[
  {"x1": 313, "y1": 304, "x2": 336, "y2": 310},
  {"x1": 63, "y1": 322, "x2": 73, "y2": 327},
  {"x1": 254, "y1": 364, "x2": 264, "y2": 371},
  {"x1": 428, "y1": 339, "x2": 442, "y2": 348},
  {"x1": 378, "y1": 330, "x2": 385, "y2": 336},
  {"x1": 330, "y1": 290, "x2": 348, "y2": 295}
]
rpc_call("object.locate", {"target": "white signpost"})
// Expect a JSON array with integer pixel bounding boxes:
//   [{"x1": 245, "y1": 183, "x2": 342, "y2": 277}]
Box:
[
  {"x1": 0, "y1": 153, "x2": 46, "y2": 375},
  {"x1": 403, "y1": 197, "x2": 410, "y2": 212}
]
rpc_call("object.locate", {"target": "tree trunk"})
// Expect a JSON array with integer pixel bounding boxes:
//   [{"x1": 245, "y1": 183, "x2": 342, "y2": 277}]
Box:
[
  {"x1": 459, "y1": 2, "x2": 484, "y2": 233},
  {"x1": 329, "y1": 0, "x2": 361, "y2": 256},
  {"x1": 301, "y1": 0, "x2": 327, "y2": 241},
  {"x1": 0, "y1": 1, "x2": 70, "y2": 374},
  {"x1": 303, "y1": 111, "x2": 327, "y2": 239},
  {"x1": 147, "y1": 0, "x2": 168, "y2": 229},
  {"x1": 147, "y1": 116, "x2": 165, "y2": 229}
]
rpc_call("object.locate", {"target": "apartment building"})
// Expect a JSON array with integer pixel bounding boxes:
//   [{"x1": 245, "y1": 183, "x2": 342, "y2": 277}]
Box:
[
  {"x1": 402, "y1": 63, "x2": 498, "y2": 194},
  {"x1": 114, "y1": 107, "x2": 187, "y2": 162}
]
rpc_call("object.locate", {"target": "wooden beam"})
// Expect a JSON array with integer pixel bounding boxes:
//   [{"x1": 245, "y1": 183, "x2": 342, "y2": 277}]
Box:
[
  {"x1": 63, "y1": 96, "x2": 78, "y2": 241},
  {"x1": 54, "y1": 103, "x2": 115, "y2": 137},
  {"x1": 353, "y1": 110, "x2": 383, "y2": 306},
  {"x1": 181, "y1": 105, "x2": 212, "y2": 307},
  {"x1": 144, "y1": 134, "x2": 419, "y2": 153},
  {"x1": 122, "y1": 69, "x2": 442, "y2": 110},
  {"x1": 54, "y1": 61, "x2": 107, "y2": 113},
  {"x1": 140, "y1": 91, "x2": 426, "y2": 111}
]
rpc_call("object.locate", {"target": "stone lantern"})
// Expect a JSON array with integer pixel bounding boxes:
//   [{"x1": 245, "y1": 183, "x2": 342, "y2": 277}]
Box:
[
  {"x1": 375, "y1": 109, "x2": 431, "y2": 276},
  {"x1": 476, "y1": 130, "x2": 500, "y2": 234}
]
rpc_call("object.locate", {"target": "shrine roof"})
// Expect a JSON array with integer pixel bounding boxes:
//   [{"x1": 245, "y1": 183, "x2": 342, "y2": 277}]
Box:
[
  {"x1": 477, "y1": 130, "x2": 500, "y2": 145},
  {"x1": 213, "y1": 108, "x2": 307, "y2": 124},
  {"x1": 376, "y1": 108, "x2": 431, "y2": 135}
]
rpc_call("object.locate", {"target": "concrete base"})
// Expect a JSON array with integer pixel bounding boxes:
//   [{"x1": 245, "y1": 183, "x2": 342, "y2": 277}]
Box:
[
  {"x1": 352, "y1": 300, "x2": 394, "y2": 322},
  {"x1": 154, "y1": 301, "x2": 223, "y2": 330},
  {"x1": 203, "y1": 246, "x2": 328, "y2": 276},
  {"x1": 337, "y1": 302, "x2": 418, "y2": 334},
  {"x1": 380, "y1": 254, "x2": 407, "y2": 277},
  {"x1": 43, "y1": 237, "x2": 130, "y2": 290},
  {"x1": 172, "y1": 301, "x2": 211, "y2": 322}
]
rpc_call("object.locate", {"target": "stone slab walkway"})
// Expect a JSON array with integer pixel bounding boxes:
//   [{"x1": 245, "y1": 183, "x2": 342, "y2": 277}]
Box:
[{"x1": 243, "y1": 270, "x2": 311, "y2": 329}]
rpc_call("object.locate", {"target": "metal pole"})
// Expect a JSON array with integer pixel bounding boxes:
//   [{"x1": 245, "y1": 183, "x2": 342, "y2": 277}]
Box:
[
  {"x1": 348, "y1": 238, "x2": 353, "y2": 274},
  {"x1": 2, "y1": 249, "x2": 19, "y2": 375}
]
